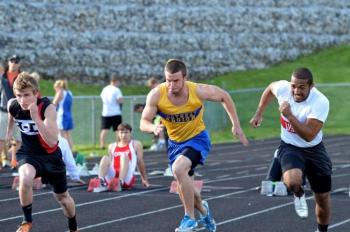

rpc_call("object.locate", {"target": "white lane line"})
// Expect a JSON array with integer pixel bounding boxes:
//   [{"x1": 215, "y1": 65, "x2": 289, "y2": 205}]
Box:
[
  {"x1": 255, "y1": 167, "x2": 268, "y2": 171},
  {"x1": 207, "y1": 164, "x2": 269, "y2": 172},
  {"x1": 215, "y1": 174, "x2": 231, "y2": 179},
  {"x1": 0, "y1": 185, "x2": 87, "y2": 203},
  {"x1": 235, "y1": 170, "x2": 250, "y2": 175},
  {"x1": 196, "y1": 199, "x2": 312, "y2": 231},
  {"x1": 0, "y1": 191, "x2": 52, "y2": 203},
  {"x1": 196, "y1": 188, "x2": 345, "y2": 231},
  {"x1": 204, "y1": 186, "x2": 244, "y2": 190},
  {"x1": 0, "y1": 187, "x2": 168, "y2": 222},
  {"x1": 0, "y1": 173, "x2": 265, "y2": 222},
  {"x1": 76, "y1": 187, "x2": 346, "y2": 231},
  {"x1": 74, "y1": 188, "x2": 258, "y2": 231},
  {"x1": 328, "y1": 218, "x2": 350, "y2": 230}
]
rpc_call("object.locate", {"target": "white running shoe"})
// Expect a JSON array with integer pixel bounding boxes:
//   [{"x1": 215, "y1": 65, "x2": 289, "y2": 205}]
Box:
[
  {"x1": 163, "y1": 166, "x2": 173, "y2": 177},
  {"x1": 93, "y1": 180, "x2": 108, "y2": 193},
  {"x1": 294, "y1": 194, "x2": 308, "y2": 219},
  {"x1": 2, "y1": 159, "x2": 10, "y2": 168},
  {"x1": 93, "y1": 185, "x2": 108, "y2": 193},
  {"x1": 150, "y1": 144, "x2": 158, "y2": 151}
]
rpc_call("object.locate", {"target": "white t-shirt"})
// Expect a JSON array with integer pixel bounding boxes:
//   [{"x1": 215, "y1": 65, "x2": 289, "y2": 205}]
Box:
[
  {"x1": 100, "y1": 85, "x2": 123, "y2": 116},
  {"x1": 272, "y1": 80, "x2": 329, "y2": 147}
]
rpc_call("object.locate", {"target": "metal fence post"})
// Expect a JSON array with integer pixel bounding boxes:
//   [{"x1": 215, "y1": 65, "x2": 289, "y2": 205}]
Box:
[{"x1": 92, "y1": 96, "x2": 96, "y2": 145}]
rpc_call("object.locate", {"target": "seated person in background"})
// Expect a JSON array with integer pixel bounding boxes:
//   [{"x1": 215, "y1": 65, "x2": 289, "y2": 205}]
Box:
[
  {"x1": 146, "y1": 76, "x2": 160, "y2": 89},
  {"x1": 93, "y1": 123, "x2": 150, "y2": 192},
  {"x1": 134, "y1": 103, "x2": 166, "y2": 151},
  {"x1": 58, "y1": 135, "x2": 85, "y2": 185}
]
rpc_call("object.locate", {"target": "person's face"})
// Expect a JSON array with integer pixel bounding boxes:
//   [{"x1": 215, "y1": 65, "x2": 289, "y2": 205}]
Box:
[
  {"x1": 54, "y1": 86, "x2": 61, "y2": 92},
  {"x1": 290, "y1": 76, "x2": 313, "y2": 102},
  {"x1": 165, "y1": 71, "x2": 185, "y2": 95},
  {"x1": 14, "y1": 88, "x2": 37, "y2": 110},
  {"x1": 112, "y1": 80, "x2": 120, "y2": 87},
  {"x1": 117, "y1": 129, "x2": 131, "y2": 142},
  {"x1": 8, "y1": 59, "x2": 20, "y2": 72}
]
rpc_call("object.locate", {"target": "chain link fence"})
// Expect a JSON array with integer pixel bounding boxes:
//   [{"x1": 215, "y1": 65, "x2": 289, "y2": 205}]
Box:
[{"x1": 70, "y1": 83, "x2": 350, "y2": 146}]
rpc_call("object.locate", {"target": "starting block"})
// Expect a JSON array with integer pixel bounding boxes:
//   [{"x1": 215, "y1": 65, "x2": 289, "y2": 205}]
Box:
[
  {"x1": 87, "y1": 177, "x2": 121, "y2": 192},
  {"x1": 169, "y1": 180, "x2": 203, "y2": 194},
  {"x1": 87, "y1": 177, "x2": 101, "y2": 192},
  {"x1": 108, "y1": 177, "x2": 121, "y2": 191},
  {"x1": 12, "y1": 177, "x2": 43, "y2": 191}
]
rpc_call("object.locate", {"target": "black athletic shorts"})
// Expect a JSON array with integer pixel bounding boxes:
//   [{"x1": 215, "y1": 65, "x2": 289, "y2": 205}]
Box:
[
  {"x1": 17, "y1": 148, "x2": 67, "y2": 194},
  {"x1": 181, "y1": 148, "x2": 202, "y2": 177},
  {"x1": 277, "y1": 140, "x2": 332, "y2": 193},
  {"x1": 101, "y1": 115, "x2": 122, "y2": 131}
]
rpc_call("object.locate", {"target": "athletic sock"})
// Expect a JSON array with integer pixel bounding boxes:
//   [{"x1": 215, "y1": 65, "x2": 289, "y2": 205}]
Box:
[
  {"x1": 22, "y1": 204, "x2": 33, "y2": 223},
  {"x1": 317, "y1": 224, "x2": 328, "y2": 232},
  {"x1": 68, "y1": 215, "x2": 77, "y2": 231}
]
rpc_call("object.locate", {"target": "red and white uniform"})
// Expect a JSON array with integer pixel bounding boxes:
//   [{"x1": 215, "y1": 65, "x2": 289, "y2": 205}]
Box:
[
  {"x1": 105, "y1": 141, "x2": 137, "y2": 187},
  {"x1": 272, "y1": 80, "x2": 329, "y2": 148}
]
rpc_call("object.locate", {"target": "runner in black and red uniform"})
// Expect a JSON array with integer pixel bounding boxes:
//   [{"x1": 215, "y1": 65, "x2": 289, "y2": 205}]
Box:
[{"x1": 6, "y1": 72, "x2": 79, "y2": 232}]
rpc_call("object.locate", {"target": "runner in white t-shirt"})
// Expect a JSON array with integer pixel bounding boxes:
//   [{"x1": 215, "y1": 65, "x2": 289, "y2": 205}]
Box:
[
  {"x1": 99, "y1": 76, "x2": 123, "y2": 149},
  {"x1": 250, "y1": 67, "x2": 332, "y2": 232}
]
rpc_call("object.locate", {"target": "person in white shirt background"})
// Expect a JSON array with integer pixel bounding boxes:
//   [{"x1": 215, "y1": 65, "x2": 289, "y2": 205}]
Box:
[
  {"x1": 58, "y1": 135, "x2": 85, "y2": 185},
  {"x1": 250, "y1": 67, "x2": 332, "y2": 232},
  {"x1": 99, "y1": 75, "x2": 123, "y2": 149}
]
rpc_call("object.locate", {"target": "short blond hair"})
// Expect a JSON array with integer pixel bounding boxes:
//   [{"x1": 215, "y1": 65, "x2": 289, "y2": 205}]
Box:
[
  {"x1": 147, "y1": 77, "x2": 158, "y2": 87},
  {"x1": 30, "y1": 72, "x2": 41, "y2": 82},
  {"x1": 13, "y1": 72, "x2": 39, "y2": 93},
  {"x1": 54, "y1": 79, "x2": 68, "y2": 89}
]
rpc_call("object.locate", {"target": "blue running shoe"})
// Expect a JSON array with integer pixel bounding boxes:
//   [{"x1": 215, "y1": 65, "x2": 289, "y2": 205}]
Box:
[
  {"x1": 175, "y1": 215, "x2": 198, "y2": 232},
  {"x1": 199, "y1": 201, "x2": 216, "y2": 232}
]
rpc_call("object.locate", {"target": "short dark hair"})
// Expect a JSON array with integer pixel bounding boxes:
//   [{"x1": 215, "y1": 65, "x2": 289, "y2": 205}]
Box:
[
  {"x1": 133, "y1": 103, "x2": 145, "y2": 112},
  {"x1": 292, "y1": 67, "x2": 313, "y2": 85},
  {"x1": 117, "y1": 123, "x2": 132, "y2": 132},
  {"x1": 110, "y1": 74, "x2": 119, "y2": 82},
  {"x1": 147, "y1": 77, "x2": 158, "y2": 87},
  {"x1": 165, "y1": 59, "x2": 187, "y2": 77},
  {"x1": 8, "y1": 54, "x2": 20, "y2": 62}
]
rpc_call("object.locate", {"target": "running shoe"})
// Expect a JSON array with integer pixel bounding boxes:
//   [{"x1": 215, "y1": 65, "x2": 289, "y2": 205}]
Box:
[
  {"x1": 175, "y1": 215, "x2": 198, "y2": 232},
  {"x1": 108, "y1": 178, "x2": 122, "y2": 192},
  {"x1": 2, "y1": 159, "x2": 10, "y2": 168},
  {"x1": 199, "y1": 201, "x2": 216, "y2": 232},
  {"x1": 93, "y1": 179, "x2": 108, "y2": 193},
  {"x1": 16, "y1": 221, "x2": 32, "y2": 232},
  {"x1": 294, "y1": 193, "x2": 308, "y2": 219}
]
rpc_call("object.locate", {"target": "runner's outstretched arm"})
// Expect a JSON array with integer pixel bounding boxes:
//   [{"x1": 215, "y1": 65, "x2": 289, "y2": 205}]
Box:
[{"x1": 196, "y1": 84, "x2": 249, "y2": 146}]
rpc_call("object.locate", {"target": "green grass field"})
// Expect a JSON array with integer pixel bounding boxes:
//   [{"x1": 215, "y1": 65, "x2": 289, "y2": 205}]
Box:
[
  {"x1": 38, "y1": 44, "x2": 350, "y2": 154},
  {"x1": 39, "y1": 44, "x2": 350, "y2": 96}
]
